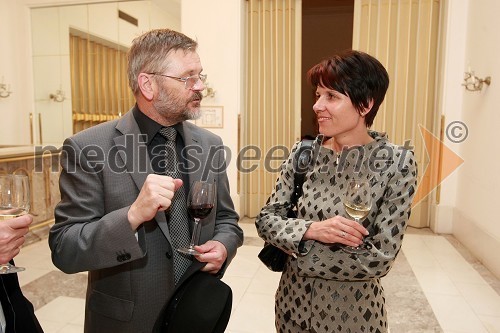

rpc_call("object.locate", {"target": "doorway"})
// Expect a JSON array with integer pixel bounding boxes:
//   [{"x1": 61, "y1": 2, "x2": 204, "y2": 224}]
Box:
[{"x1": 301, "y1": 0, "x2": 355, "y2": 138}]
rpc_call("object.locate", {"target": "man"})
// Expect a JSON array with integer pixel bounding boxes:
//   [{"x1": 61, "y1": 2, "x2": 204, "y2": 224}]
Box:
[
  {"x1": 49, "y1": 29, "x2": 243, "y2": 333},
  {"x1": 0, "y1": 215, "x2": 44, "y2": 332}
]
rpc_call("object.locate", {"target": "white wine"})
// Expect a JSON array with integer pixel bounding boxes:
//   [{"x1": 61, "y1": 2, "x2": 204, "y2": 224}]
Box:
[
  {"x1": 0, "y1": 206, "x2": 26, "y2": 220},
  {"x1": 344, "y1": 202, "x2": 370, "y2": 220},
  {"x1": 0, "y1": 215, "x2": 19, "y2": 221},
  {"x1": 0, "y1": 175, "x2": 30, "y2": 273}
]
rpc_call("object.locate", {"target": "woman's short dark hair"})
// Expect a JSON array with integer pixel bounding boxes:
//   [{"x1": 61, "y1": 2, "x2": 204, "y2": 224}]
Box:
[{"x1": 307, "y1": 50, "x2": 389, "y2": 127}]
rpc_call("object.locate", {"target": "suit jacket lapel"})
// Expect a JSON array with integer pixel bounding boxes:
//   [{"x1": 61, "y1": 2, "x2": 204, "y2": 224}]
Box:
[
  {"x1": 114, "y1": 111, "x2": 150, "y2": 192},
  {"x1": 113, "y1": 108, "x2": 170, "y2": 237}
]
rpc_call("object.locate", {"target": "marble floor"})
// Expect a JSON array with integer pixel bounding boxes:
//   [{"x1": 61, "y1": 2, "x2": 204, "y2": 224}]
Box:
[{"x1": 15, "y1": 218, "x2": 500, "y2": 333}]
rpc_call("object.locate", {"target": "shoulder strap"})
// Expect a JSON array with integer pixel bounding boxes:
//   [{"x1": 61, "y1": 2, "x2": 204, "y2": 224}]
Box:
[
  {"x1": 289, "y1": 139, "x2": 314, "y2": 206},
  {"x1": 289, "y1": 134, "x2": 324, "y2": 211}
]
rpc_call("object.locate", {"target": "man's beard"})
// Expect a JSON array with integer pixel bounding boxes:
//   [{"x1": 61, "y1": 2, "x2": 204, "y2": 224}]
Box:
[{"x1": 153, "y1": 89, "x2": 203, "y2": 123}]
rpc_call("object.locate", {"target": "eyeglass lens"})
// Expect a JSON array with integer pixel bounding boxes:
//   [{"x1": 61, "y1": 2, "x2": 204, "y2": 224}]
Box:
[{"x1": 186, "y1": 75, "x2": 206, "y2": 89}]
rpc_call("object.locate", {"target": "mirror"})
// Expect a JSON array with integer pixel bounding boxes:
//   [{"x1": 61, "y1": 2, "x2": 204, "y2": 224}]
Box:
[{"x1": 0, "y1": 0, "x2": 180, "y2": 147}]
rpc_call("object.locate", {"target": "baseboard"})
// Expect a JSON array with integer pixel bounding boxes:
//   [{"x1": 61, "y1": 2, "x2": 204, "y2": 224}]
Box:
[{"x1": 453, "y1": 214, "x2": 500, "y2": 279}]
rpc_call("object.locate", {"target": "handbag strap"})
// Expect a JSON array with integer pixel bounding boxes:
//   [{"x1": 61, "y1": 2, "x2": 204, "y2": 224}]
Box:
[{"x1": 289, "y1": 134, "x2": 324, "y2": 210}]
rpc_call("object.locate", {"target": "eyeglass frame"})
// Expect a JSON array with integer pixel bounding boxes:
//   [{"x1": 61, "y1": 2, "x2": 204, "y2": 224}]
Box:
[{"x1": 147, "y1": 72, "x2": 207, "y2": 89}]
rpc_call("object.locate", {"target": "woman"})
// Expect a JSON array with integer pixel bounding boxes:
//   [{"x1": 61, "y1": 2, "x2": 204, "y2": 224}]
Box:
[{"x1": 256, "y1": 50, "x2": 418, "y2": 333}]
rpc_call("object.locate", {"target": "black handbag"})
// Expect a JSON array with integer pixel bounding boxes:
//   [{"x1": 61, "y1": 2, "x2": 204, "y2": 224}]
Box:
[
  {"x1": 257, "y1": 205, "x2": 299, "y2": 272},
  {"x1": 258, "y1": 135, "x2": 323, "y2": 272}
]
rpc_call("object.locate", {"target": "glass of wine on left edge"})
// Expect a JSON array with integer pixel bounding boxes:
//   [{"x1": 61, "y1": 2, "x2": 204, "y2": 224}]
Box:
[
  {"x1": 341, "y1": 179, "x2": 372, "y2": 255},
  {"x1": 177, "y1": 180, "x2": 216, "y2": 256},
  {"x1": 0, "y1": 174, "x2": 30, "y2": 274}
]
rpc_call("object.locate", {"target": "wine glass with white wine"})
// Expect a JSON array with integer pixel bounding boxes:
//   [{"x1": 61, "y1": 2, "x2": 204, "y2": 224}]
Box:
[
  {"x1": 0, "y1": 174, "x2": 30, "y2": 274},
  {"x1": 342, "y1": 179, "x2": 372, "y2": 254}
]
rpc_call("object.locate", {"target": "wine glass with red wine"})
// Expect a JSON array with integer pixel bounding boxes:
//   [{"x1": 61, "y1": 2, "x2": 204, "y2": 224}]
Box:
[{"x1": 177, "y1": 181, "x2": 215, "y2": 256}]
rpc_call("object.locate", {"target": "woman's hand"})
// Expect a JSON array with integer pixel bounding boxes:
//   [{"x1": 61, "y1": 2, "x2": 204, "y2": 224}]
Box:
[{"x1": 303, "y1": 216, "x2": 369, "y2": 247}]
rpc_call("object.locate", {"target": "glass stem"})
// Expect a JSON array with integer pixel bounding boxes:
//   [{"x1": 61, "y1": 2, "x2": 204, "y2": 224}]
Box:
[
  {"x1": 189, "y1": 218, "x2": 201, "y2": 249},
  {"x1": 354, "y1": 218, "x2": 360, "y2": 248}
]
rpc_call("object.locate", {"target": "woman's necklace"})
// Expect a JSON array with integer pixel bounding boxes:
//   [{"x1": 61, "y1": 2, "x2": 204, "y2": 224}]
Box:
[{"x1": 325, "y1": 138, "x2": 341, "y2": 165}]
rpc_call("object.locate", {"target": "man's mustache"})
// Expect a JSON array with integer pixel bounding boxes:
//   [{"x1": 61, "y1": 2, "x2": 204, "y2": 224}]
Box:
[{"x1": 190, "y1": 91, "x2": 203, "y2": 102}]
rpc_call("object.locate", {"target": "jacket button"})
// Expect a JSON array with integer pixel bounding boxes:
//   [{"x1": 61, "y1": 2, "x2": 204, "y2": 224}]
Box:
[
  {"x1": 124, "y1": 253, "x2": 131, "y2": 260},
  {"x1": 165, "y1": 251, "x2": 172, "y2": 259}
]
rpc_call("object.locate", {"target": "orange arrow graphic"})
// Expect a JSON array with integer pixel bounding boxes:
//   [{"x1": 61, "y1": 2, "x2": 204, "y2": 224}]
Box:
[{"x1": 412, "y1": 125, "x2": 464, "y2": 207}]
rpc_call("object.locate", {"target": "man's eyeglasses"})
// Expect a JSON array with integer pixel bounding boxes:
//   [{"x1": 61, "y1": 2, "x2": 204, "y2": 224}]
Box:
[{"x1": 148, "y1": 73, "x2": 207, "y2": 89}]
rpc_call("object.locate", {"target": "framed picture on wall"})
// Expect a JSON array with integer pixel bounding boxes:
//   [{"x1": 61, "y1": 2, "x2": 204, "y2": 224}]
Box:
[{"x1": 195, "y1": 106, "x2": 224, "y2": 128}]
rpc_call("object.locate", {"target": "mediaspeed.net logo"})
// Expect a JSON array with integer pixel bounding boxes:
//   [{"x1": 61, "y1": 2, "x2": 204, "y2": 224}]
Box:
[
  {"x1": 31, "y1": 120, "x2": 466, "y2": 207},
  {"x1": 412, "y1": 122, "x2": 466, "y2": 207}
]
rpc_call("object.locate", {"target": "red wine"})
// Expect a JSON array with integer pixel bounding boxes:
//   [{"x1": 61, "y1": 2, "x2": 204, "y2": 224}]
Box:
[{"x1": 188, "y1": 204, "x2": 214, "y2": 219}]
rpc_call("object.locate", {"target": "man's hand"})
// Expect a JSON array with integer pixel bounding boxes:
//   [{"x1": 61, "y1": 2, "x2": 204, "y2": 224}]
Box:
[
  {"x1": 0, "y1": 214, "x2": 32, "y2": 264},
  {"x1": 194, "y1": 240, "x2": 228, "y2": 275},
  {"x1": 127, "y1": 174, "x2": 183, "y2": 230}
]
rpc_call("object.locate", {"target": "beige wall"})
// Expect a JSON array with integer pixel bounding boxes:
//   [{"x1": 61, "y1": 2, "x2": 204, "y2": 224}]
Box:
[
  {"x1": 437, "y1": 0, "x2": 500, "y2": 278},
  {"x1": 181, "y1": 0, "x2": 245, "y2": 214},
  {"x1": 0, "y1": 0, "x2": 36, "y2": 145}
]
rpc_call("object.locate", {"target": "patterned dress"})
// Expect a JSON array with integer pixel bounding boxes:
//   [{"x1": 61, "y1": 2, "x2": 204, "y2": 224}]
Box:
[{"x1": 256, "y1": 131, "x2": 418, "y2": 333}]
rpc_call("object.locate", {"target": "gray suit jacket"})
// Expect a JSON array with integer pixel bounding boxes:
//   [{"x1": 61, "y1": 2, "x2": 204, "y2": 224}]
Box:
[{"x1": 49, "y1": 108, "x2": 243, "y2": 333}]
